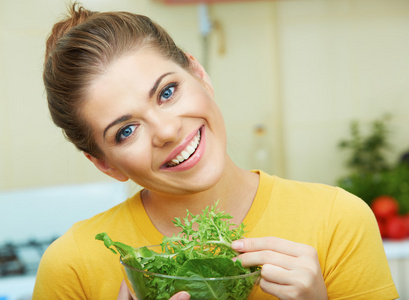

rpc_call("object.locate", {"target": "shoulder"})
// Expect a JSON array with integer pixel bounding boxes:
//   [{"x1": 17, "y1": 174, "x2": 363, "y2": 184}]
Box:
[
  {"x1": 261, "y1": 171, "x2": 358, "y2": 210},
  {"x1": 254, "y1": 173, "x2": 398, "y2": 298},
  {"x1": 33, "y1": 227, "x2": 88, "y2": 299},
  {"x1": 55, "y1": 196, "x2": 138, "y2": 264},
  {"x1": 262, "y1": 173, "x2": 378, "y2": 239},
  {"x1": 33, "y1": 196, "x2": 137, "y2": 299},
  {"x1": 35, "y1": 200, "x2": 127, "y2": 274},
  {"x1": 251, "y1": 172, "x2": 374, "y2": 241}
]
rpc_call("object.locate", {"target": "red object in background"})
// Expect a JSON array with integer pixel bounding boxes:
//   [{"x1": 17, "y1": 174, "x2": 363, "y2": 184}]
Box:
[
  {"x1": 402, "y1": 214, "x2": 409, "y2": 234},
  {"x1": 370, "y1": 195, "x2": 409, "y2": 239},
  {"x1": 386, "y1": 216, "x2": 409, "y2": 240},
  {"x1": 376, "y1": 218, "x2": 388, "y2": 238},
  {"x1": 371, "y1": 195, "x2": 399, "y2": 220}
]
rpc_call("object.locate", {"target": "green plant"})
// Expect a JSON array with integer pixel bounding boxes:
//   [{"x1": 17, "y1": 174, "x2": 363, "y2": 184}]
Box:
[
  {"x1": 337, "y1": 116, "x2": 409, "y2": 214},
  {"x1": 378, "y1": 164, "x2": 409, "y2": 214},
  {"x1": 338, "y1": 115, "x2": 391, "y2": 174}
]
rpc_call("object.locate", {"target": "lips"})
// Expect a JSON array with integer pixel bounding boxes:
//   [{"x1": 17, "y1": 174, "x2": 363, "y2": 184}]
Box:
[
  {"x1": 161, "y1": 126, "x2": 205, "y2": 170},
  {"x1": 165, "y1": 130, "x2": 201, "y2": 167}
]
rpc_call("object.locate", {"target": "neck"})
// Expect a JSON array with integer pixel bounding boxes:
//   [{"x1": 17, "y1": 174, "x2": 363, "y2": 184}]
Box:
[{"x1": 141, "y1": 156, "x2": 259, "y2": 236}]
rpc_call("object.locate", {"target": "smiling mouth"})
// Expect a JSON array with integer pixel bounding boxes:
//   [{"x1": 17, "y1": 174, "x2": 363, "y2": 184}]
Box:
[{"x1": 164, "y1": 128, "x2": 202, "y2": 168}]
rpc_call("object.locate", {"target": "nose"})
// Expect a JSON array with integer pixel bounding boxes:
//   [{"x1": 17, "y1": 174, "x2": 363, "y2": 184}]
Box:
[{"x1": 149, "y1": 110, "x2": 181, "y2": 147}]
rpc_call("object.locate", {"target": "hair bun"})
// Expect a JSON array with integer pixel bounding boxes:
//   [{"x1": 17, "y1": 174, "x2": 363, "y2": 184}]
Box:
[{"x1": 45, "y1": 2, "x2": 94, "y2": 60}]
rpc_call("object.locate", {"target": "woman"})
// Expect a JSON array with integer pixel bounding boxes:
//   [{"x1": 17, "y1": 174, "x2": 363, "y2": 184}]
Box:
[{"x1": 33, "y1": 3, "x2": 398, "y2": 300}]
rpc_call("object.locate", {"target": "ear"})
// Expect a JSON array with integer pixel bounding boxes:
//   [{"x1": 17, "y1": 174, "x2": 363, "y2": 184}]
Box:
[
  {"x1": 185, "y1": 53, "x2": 214, "y2": 95},
  {"x1": 84, "y1": 152, "x2": 129, "y2": 182}
]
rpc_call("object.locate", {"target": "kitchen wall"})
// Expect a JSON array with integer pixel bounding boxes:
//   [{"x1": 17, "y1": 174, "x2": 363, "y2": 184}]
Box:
[
  {"x1": 275, "y1": 0, "x2": 409, "y2": 184},
  {"x1": 0, "y1": 0, "x2": 408, "y2": 192}
]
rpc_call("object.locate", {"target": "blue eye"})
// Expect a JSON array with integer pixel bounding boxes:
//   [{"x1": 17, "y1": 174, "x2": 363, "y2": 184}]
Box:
[
  {"x1": 161, "y1": 86, "x2": 174, "y2": 100},
  {"x1": 159, "y1": 83, "x2": 177, "y2": 103},
  {"x1": 116, "y1": 125, "x2": 137, "y2": 143}
]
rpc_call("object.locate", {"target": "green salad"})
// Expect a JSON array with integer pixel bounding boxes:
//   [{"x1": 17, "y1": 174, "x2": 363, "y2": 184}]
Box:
[{"x1": 96, "y1": 202, "x2": 260, "y2": 300}]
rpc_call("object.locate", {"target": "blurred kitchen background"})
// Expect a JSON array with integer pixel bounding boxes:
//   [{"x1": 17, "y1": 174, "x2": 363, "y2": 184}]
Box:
[{"x1": 1, "y1": 0, "x2": 409, "y2": 298}]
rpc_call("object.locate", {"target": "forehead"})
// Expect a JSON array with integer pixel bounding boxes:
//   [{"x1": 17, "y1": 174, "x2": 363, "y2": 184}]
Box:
[
  {"x1": 89, "y1": 49, "x2": 181, "y2": 100},
  {"x1": 100, "y1": 49, "x2": 178, "y2": 87}
]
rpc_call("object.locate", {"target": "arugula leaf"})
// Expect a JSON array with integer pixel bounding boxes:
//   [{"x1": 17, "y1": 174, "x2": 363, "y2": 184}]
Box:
[
  {"x1": 159, "y1": 201, "x2": 245, "y2": 260},
  {"x1": 96, "y1": 201, "x2": 260, "y2": 300},
  {"x1": 95, "y1": 232, "x2": 144, "y2": 269}
]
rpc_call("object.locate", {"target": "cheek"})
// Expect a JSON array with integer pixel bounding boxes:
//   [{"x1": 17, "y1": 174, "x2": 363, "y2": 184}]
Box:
[
  {"x1": 109, "y1": 144, "x2": 152, "y2": 174},
  {"x1": 182, "y1": 88, "x2": 223, "y2": 125}
]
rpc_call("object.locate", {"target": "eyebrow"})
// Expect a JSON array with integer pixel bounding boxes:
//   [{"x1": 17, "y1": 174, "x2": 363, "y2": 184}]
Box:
[
  {"x1": 103, "y1": 114, "x2": 132, "y2": 139},
  {"x1": 102, "y1": 72, "x2": 175, "y2": 139},
  {"x1": 149, "y1": 72, "x2": 175, "y2": 98}
]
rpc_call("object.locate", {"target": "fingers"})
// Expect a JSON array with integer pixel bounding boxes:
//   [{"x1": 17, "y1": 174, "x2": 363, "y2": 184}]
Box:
[
  {"x1": 260, "y1": 263, "x2": 293, "y2": 285},
  {"x1": 117, "y1": 280, "x2": 134, "y2": 300},
  {"x1": 169, "y1": 291, "x2": 190, "y2": 300},
  {"x1": 232, "y1": 236, "x2": 308, "y2": 256},
  {"x1": 231, "y1": 237, "x2": 327, "y2": 299},
  {"x1": 258, "y1": 277, "x2": 300, "y2": 300},
  {"x1": 233, "y1": 237, "x2": 320, "y2": 274},
  {"x1": 232, "y1": 237, "x2": 316, "y2": 270},
  {"x1": 235, "y1": 249, "x2": 296, "y2": 269},
  {"x1": 259, "y1": 268, "x2": 327, "y2": 300}
]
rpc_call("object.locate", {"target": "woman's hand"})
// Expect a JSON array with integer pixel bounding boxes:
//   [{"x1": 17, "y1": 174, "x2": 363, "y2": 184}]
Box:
[
  {"x1": 231, "y1": 237, "x2": 328, "y2": 300},
  {"x1": 117, "y1": 279, "x2": 190, "y2": 300}
]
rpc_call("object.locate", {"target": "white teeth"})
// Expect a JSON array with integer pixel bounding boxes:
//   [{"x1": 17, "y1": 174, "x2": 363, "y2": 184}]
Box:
[
  {"x1": 186, "y1": 146, "x2": 195, "y2": 154},
  {"x1": 181, "y1": 151, "x2": 190, "y2": 160},
  {"x1": 165, "y1": 129, "x2": 202, "y2": 167}
]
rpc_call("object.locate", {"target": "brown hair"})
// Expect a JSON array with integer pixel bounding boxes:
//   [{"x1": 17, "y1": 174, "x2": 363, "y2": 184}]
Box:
[{"x1": 44, "y1": 2, "x2": 190, "y2": 158}]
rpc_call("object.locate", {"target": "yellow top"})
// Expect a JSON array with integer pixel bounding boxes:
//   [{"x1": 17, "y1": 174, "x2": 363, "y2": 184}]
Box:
[{"x1": 33, "y1": 171, "x2": 398, "y2": 299}]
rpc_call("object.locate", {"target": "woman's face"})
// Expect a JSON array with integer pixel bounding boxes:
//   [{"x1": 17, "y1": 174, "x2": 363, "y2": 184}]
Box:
[{"x1": 82, "y1": 49, "x2": 227, "y2": 195}]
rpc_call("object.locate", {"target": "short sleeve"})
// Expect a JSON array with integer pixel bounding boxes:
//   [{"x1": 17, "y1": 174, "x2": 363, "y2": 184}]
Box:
[{"x1": 324, "y1": 188, "x2": 399, "y2": 299}]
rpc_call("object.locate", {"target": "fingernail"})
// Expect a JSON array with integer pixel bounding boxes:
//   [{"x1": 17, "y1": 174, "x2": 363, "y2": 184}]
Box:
[
  {"x1": 231, "y1": 240, "x2": 244, "y2": 250},
  {"x1": 178, "y1": 292, "x2": 190, "y2": 300}
]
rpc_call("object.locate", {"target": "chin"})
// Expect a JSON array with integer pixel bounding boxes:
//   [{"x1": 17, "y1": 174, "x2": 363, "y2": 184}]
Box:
[
  {"x1": 170, "y1": 165, "x2": 226, "y2": 195},
  {"x1": 189, "y1": 163, "x2": 225, "y2": 191}
]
